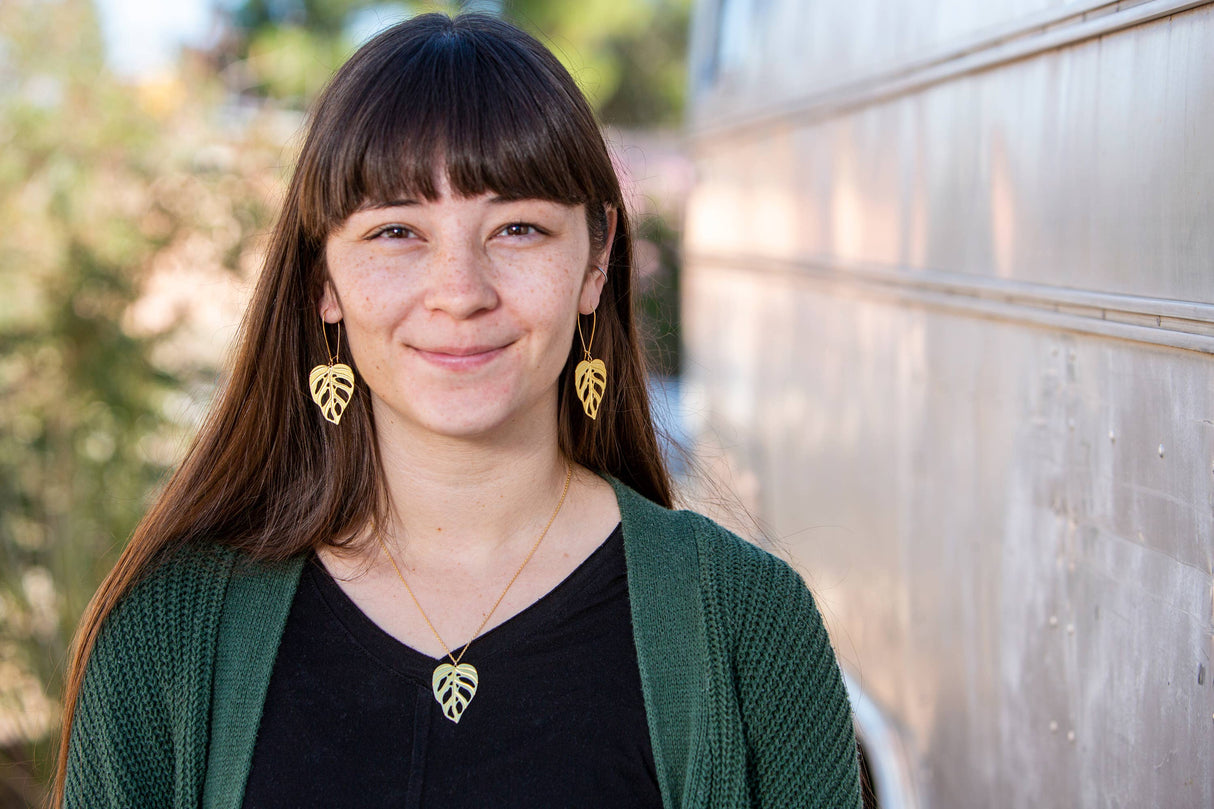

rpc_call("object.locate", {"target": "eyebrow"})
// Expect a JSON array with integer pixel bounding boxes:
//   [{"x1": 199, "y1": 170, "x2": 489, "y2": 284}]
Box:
[
  {"x1": 358, "y1": 195, "x2": 525, "y2": 212},
  {"x1": 359, "y1": 199, "x2": 420, "y2": 211}
]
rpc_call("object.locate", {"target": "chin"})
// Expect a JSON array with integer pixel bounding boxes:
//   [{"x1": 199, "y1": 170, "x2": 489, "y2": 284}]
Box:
[
  {"x1": 407, "y1": 399, "x2": 541, "y2": 442},
  {"x1": 420, "y1": 414, "x2": 510, "y2": 439},
  {"x1": 373, "y1": 383, "x2": 557, "y2": 443}
]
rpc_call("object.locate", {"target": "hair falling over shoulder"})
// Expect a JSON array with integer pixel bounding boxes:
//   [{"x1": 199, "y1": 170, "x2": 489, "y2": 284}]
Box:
[{"x1": 52, "y1": 12, "x2": 672, "y2": 806}]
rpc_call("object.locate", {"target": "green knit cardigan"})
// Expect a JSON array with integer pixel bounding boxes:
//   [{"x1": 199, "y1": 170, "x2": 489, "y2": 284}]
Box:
[{"x1": 65, "y1": 478, "x2": 862, "y2": 808}]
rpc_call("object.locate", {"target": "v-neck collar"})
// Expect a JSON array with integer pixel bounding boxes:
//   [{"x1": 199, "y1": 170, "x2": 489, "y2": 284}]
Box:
[
  {"x1": 203, "y1": 476, "x2": 704, "y2": 809},
  {"x1": 304, "y1": 522, "x2": 622, "y2": 679}
]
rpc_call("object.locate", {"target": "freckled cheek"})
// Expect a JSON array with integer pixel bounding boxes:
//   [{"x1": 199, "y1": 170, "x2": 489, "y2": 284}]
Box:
[
  {"x1": 335, "y1": 261, "x2": 417, "y2": 328},
  {"x1": 508, "y1": 254, "x2": 585, "y2": 301},
  {"x1": 512, "y1": 281, "x2": 580, "y2": 333}
]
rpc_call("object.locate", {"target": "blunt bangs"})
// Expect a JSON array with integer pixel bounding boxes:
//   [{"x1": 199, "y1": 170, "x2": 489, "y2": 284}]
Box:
[{"x1": 296, "y1": 13, "x2": 609, "y2": 241}]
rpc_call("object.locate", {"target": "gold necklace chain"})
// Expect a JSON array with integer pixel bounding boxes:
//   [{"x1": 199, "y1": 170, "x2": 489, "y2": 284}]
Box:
[{"x1": 375, "y1": 462, "x2": 573, "y2": 723}]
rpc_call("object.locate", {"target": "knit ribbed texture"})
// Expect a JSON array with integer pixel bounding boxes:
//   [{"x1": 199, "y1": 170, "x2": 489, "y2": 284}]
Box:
[
  {"x1": 65, "y1": 481, "x2": 862, "y2": 808},
  {"x1": 617, "y1": 482, "x2": 707, "y2": 807},
  {"x1": 202, "y1": 556, "x2": 304, "y2": 809},
  {"x1": 65, "y1": 544, "x2": 235, "y2": 808},
  {"x1": 613, "y1": 482, "x2": 863, "y2": 809},
  {"x1": 703, "y1": 518, "x2": 862, "y2": 807}
]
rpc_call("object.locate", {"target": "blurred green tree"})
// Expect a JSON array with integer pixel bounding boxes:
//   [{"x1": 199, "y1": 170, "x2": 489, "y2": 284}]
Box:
[
  {"x1": 220, "y1": 0, "x2": 691, "y2": 125},
  {"x1": 507, "y1": 0, "x2": 692, "y2": 126},
  {"x1": 0, "y1": 1, "x2": 279, "y2": 804}
]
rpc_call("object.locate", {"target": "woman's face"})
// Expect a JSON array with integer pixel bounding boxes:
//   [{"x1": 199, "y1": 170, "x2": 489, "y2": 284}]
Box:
[{"x1": 320, "y1": 175, "x2": 613, "y2": 442}]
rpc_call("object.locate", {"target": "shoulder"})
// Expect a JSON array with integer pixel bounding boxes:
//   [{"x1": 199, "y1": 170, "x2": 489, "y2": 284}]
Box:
[
  {"x1": 97, "y1": 542, "x2": 307, "y2": 657},
  {"x1": 681, "y1": 510, "x2": 825, "y2": 643},
  {"x1": 108, "y1": 542, "x2": 236, "y2": 623},
  {"x1": 89, "y1": 542, "x2": 238, "y2": 676},
  {"x1": 683, "y1": 509, "x2": 801, "y2": 581},
  {"x1": 608, "y1": 475, "x2": 817, "y2": 625}
]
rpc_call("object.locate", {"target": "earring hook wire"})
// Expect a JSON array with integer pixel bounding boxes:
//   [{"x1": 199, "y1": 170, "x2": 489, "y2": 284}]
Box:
[
  {"x1": 322, "y1": 320, "x2": 341, "y2": 365},
  {"x1": 577, "y1": 311, "x2": 596, "y2": 361}
]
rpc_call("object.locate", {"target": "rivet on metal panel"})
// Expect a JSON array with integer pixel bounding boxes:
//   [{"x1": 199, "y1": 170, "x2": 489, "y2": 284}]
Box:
[
  {"x1": 1067, "y1": 419, "x2": 1075, "y2": 431},
  {"x1": 1066, "y1": 623, "x2": 1075, "y2": 634},
  {"x1": 1067, "y1": 730, "x2": 1075, "y2": 743},
  {"x1": 1049, "y1": 615, "x2": 1059, "y2": 627},
  {"x1": 1049, "y1": 720, "x2": 1059, "y2": 733},
  {"x1": 1108, "y1": 430, "x2": 1115, "y2": 443},
  {"x1": 1158, "y1": 444, "x2": 1166, "y2": 458}
]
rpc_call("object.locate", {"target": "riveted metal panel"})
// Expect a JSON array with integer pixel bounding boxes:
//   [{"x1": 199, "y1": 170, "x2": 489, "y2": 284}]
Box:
[{"x1": 683, "y1": 2, "x2": 1214, "y2": 806}]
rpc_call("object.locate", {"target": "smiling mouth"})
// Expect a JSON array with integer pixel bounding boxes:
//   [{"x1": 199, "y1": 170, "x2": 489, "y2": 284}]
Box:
[
  {"x1": 412, "y1": 343, "x2": 510, "y2": 370},
  {"x1": 422, "y1": 345, "x2": 505, "y2": 356}
]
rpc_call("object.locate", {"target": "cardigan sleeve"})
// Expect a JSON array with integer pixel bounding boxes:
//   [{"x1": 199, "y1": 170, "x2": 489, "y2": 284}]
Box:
[
  {"x1": 716, "y1": 531, "x2": 864, "y2": 809},
  {"x1": 64, "y1": 545, "x2": 232, "y2": 808}
]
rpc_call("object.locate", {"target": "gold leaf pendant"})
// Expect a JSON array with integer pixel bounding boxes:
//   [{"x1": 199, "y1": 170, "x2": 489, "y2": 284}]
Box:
[
  {"x1": 309, "y1": 362, "x2": 355, "y2": 425},
  {"x1": 432, "y1": 662, "x2": 478, "y2": 723},
  {"x1": 574, "y1": 358, "x2": 607, "y2": 419}
]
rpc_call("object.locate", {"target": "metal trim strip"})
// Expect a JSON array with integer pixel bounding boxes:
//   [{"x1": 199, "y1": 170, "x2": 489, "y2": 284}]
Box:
[
  {"x1": 691, "y1": 0, "x2": 1214, "y2": 141},
  {"x1": 843, "y1": 671, "x2": 924, "y2": 809},
  {"x1": 686, "y1": 252, "x2": 1214, "y2": 354}
]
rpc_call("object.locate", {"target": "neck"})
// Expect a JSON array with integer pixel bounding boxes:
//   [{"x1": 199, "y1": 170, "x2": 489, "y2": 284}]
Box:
[{"x1": 371, "y1": 404, "x2": 572, "y2": 564}]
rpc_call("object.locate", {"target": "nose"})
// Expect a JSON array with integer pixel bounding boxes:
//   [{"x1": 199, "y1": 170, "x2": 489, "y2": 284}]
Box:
[{"x1": 422, "y1": 241, "x2": 499, "y2": 319}]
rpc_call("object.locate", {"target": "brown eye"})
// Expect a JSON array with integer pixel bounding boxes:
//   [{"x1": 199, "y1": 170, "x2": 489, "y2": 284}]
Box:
[
  {"x1": 370, "y1": 225, "x2": 413, "y2": 240},
  {"x1": 499, "y1": 223, "x2": 540, "y2": 237}
]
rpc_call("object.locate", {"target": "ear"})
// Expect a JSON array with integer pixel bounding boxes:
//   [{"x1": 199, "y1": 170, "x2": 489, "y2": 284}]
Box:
[
  {"x1": 319, "y1": 280, "x2": 343, "y2": 323},
  {"x1": 579, "y1": 205, "x2": 617, "y2": 315}
]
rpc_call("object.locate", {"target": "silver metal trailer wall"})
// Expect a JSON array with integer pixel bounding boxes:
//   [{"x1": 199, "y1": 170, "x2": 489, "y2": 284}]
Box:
[{"x1": 682, "y1": 2, "x2": 1214, "y2": 806}]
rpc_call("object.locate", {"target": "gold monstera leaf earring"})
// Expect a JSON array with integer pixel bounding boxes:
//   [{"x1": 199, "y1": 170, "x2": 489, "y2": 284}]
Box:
[
  {"x1": 575, "y1": 308, "x2": 607, "y2": 420},
  {"x1": 309, "y1": 319, "x2": 355, "y2": 425}
]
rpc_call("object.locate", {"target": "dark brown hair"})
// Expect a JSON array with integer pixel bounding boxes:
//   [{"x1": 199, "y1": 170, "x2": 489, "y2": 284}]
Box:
[{"x1": 54, "y1": 13, "x2": 670, "y2": 803}]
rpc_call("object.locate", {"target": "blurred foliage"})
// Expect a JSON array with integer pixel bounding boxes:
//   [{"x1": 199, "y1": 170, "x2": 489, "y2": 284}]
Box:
[
  {"x1": 220, "y1": 0, "x2": 692, "y2": 125},
  {"x1": 507, "y1": 0, "x2": 692, "y2": 126},
  {"x1": 634, "y1": 213, "x2": 682, "y2": 376},
  {"x1": 0, "y1": 0, "x2": 164, "y2": 744},
  {"x1": 0, "y1": 0, "x2": 283, "y2": 803}
]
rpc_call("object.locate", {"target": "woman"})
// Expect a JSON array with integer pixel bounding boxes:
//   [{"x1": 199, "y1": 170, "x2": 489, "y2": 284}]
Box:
[{"x1": 56, "y1": 13, "x2": 862, "y2": 808}]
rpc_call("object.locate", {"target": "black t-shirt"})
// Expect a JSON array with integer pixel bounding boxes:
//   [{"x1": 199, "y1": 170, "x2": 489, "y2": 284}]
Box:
[{"x1": 242, "y1": 523, "x2": 662, "y2": 808}]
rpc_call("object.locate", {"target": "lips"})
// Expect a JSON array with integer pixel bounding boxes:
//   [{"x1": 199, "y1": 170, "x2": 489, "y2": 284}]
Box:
[
  {"x1": 419, "y1": 344, "x2": 506, "y2": 356},
  {"x1": 411, "y1": 342, "x2": 511, "y2": 370}
]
